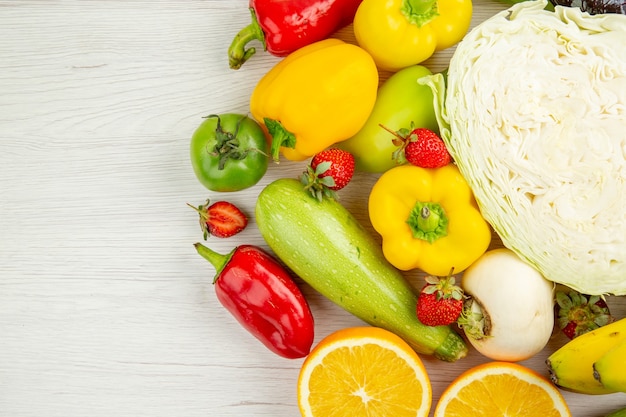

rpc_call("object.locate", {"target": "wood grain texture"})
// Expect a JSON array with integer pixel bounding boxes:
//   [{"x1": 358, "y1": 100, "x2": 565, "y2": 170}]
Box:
[{"x1": 1, "y1": 1, "x2": 625, "y2": 416}]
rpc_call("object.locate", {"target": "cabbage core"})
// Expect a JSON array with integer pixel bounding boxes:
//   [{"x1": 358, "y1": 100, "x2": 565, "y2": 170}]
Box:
[{"x1": 423, "y1": 0, "x2": 626, "y2": 295}]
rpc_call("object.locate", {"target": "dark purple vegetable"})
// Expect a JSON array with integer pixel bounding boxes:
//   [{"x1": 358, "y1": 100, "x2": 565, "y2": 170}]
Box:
[{"x1": 549, "y1": 0, "x2": 626, "y2": 14}]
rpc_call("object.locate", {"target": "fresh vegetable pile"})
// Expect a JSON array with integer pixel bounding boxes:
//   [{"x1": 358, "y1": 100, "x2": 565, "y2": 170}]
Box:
[
  {"x1": 188, "y1": 0, "x2": 626, "y2": 415},
  {"x1": 422, "y1": 0, "x2": 626, "y2": 295}
]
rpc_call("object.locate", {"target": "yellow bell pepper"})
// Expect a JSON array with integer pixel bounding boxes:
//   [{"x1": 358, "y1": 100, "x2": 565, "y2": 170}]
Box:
[
  {"x1": 353, "y1": 0, "x2": 472, "y2": 72},
  {"x1": 368, "y1": 164, "x2": 491, "y2": 276},
  {"x1": 250, "y1": 38, "x2": 378, "y2": 162}
]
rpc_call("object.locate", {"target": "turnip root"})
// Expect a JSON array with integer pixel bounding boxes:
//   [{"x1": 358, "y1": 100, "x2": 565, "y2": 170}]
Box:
[{"x1": 459, "y1": 248, "x2": 555, "y2": 361}]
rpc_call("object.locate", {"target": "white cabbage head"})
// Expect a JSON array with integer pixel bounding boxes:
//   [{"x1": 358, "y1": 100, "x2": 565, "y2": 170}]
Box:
[{"x1": 421, "y1": 0, "x2": 626, "y2": 295}]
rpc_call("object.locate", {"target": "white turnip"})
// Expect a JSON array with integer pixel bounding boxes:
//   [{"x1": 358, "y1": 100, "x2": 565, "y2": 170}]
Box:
[{"x1": 458, "y1": 248, "x2": 555, "y2": 361}]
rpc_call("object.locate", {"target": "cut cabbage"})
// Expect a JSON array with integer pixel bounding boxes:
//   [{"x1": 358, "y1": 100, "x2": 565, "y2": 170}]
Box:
[{"x1": 422, "y1": 0, "x2": 626, "y2": 295}]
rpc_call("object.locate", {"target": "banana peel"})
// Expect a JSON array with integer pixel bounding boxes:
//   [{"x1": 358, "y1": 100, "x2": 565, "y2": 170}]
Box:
[
  {"x1": 546, "y1": 317, "x2": 626, "y2": 395},
  {"x1": 593, "y1": 338, "x2": 626, "y2": 393}
]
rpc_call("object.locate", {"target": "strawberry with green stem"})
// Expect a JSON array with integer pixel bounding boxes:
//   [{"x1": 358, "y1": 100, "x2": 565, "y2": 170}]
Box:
[
  {"x1": 188, "y1": 199, "x2": 248, "y2": 239},
  {"x1": 300, "y1": 148, "x2": 355, "y2": 201},
  {"x1": 555, "y1": 289, "x2": 613, "y2": 339},
  {"x1": 381, "y1": 123, "x2": 451, "y2": 168},
  {"x1": 416, "y1": 270, "x2": 464, "y2": 327}
]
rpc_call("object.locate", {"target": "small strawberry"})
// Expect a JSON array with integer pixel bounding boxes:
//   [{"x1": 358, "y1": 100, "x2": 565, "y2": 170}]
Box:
[
  {"x1": 416, "y1": 272, "x2": 464, "y2": 327},
  {"x1": 404, "y1": 129, "x2": 451, "y2": 168},
  {"x1": 188, "y1": 199, "x2": 248, "y2": 239},
  {"x1": 383, "y1": 124, "x2": 451, "y2": 168},
  {"x1": 300, "y1": 148, "x2": 355, "y2": 201},
  {"x1": 555, "y1": 289, "x2": 614, "y2": 339}
]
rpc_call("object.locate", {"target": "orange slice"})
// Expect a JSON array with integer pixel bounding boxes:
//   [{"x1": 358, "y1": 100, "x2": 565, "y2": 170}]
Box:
[
  {"x1": 434, "y1": 361, "x2": 571, "y2": 417},
  {"x1": 297, "y1": 326, "x2": 432, "y2": 417}
]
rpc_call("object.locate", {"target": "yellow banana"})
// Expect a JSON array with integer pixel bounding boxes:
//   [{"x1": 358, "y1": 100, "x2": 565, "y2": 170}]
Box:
[
  {"x1": 546, "y1": 317, "x2": 626, "y2": 395},
  {"x1": 593, "y1": 338, "x2": 626, "y2": 393}
]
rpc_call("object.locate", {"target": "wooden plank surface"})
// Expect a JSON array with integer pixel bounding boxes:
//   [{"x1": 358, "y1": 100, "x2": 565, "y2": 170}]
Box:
[{"x1": 1, "y1": 1, "x2": 625, "y2": 416}]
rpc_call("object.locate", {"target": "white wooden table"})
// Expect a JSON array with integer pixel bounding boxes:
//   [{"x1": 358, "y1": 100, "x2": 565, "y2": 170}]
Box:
[{"x1": 1, "y1": 1, "x2": 624, "y2": 416}]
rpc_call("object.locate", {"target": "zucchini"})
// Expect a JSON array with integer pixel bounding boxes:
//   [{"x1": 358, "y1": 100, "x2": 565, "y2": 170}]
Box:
[{"x1": 255, "y1": 178, "x2": 468, "y2": 362}]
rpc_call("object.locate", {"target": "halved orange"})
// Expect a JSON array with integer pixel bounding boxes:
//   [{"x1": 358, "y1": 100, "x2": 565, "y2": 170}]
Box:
[
  {"x1": 434, "y1": 361, "x2": 571, "y2": 417},
  {"x1": 297, "y1": 326, "x2": 432, "y2": 417}
]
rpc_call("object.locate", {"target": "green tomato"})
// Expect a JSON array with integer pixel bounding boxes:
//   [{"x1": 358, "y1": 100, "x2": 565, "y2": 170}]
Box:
[
  {"x1": 338, "y1": 65, "x2": 439, "y2": 173},
  {"x1": 190, "y1": 113, "x2": 269, "y2": 192}
]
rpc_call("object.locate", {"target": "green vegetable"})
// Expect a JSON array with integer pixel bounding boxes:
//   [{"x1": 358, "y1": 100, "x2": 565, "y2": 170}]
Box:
[
  {"x1": 338, "y1": 65, "x2": 439, "y2": 173},
  {"x1": 190, "y1": 113, "x2": 269, "y2": 192},
  {"x1": 421, "y1": 0, "x2": 626, "y2": 295},
  {"x1": 255, "y1": 178, "x2": 468, "y2": 362}
]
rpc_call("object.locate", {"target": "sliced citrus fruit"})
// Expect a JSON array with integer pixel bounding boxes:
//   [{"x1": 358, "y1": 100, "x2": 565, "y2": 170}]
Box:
[
  {"x1": 297, "y1": 326, "x2": 432, "y2": 417},
  {"x1": 434, "y1": 361, "x2": 571, "y2": 417}
]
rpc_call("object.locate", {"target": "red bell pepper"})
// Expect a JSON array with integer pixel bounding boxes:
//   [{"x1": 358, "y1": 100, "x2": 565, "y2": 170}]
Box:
[
  {"x1": 228, "y1": 0, "x2": 363, "y2": 69},
  {"x1": 194, "y1": 243, "x2": 314, "y2": 359}
]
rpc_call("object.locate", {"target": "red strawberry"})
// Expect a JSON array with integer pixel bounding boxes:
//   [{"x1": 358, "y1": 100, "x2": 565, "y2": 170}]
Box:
[
  {"x1": 404, "y1": 129, "x2": 451, "y2": 168},
  {"x1": 555, "y1": 289, "x2": 613, "y2": 339},
  {"x1": 188, "y1": 199, "x2": 248, "y2": 239},
  {"x1": 384, "y1": 124, "x2": 451, "y2": 168},
  {"x1": 300, "y1": 148, "x2": 355, "y2": 201},
  {"x1": 416, "y1": 272, "x2": 464, "y2": 327}
]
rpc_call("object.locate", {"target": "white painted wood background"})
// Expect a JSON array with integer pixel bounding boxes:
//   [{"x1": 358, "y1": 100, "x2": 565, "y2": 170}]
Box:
[{"x1": 1, "y1": 1, "x2": 624, "y2": 416}]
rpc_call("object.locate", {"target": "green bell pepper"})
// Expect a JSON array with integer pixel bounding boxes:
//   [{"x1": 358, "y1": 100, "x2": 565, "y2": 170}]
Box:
[{"x1": 338, "y1": 65, "x2": 439, "y2": 173}]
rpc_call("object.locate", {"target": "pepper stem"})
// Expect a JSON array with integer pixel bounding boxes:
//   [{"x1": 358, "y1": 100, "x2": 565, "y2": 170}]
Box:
[
  {"x1": 406, "y1": 201, "x2": 448, "y2": 243},
  {"x1": 401, "y1": 0, "x2": 439, "y2": 27},
  {"x1": 194, "y1": 243, "x2": 234, "y2": 283},
  {"x1": 265, "y1": 118, "x2": 297, "y2": 163},
  {"x1": 228, "y1": 8, "x2": 266, "y2": 70}
]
